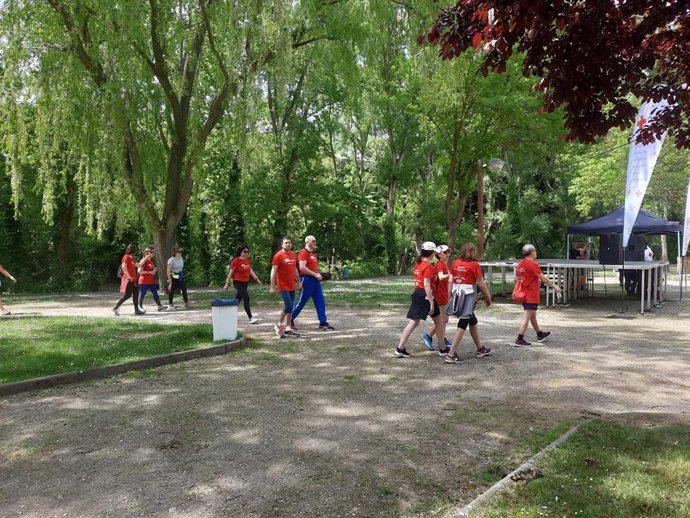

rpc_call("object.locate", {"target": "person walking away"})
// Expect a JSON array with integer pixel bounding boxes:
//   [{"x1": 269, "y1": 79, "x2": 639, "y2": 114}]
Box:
[
  {"x1": 270, "y1": 237, "x2": 302, "y2": 337},
  {"x1": 137, "y1": 247, "x2": 167, "y2": 312},
  {"x1": 0, "y1": 261, "x2": 17, "y2": 316},
  {"x1": 114, "y1": 244, "x2": 144, "y2": 316},
  {"x1": 445, "y1": 242, "x2": 493, "y2": 364},
  {"x1": 394, "y1": 241, "x2": 440, "y2": 358},
  {"x1": 291, "y1": 235, "x2": 335, "y2": 331},
  {"x1": 514, "y1": 244, "x2": 561, "y2": 346},
  {"x1": 167, "y1": 247, "x2": 191, "y2": 309},
  {"x1": 422, "y1": 244, "x2": 452, "y2": 353},
  {"x1": 224, "y1": 245, "x2": 262, "y2": 324}
]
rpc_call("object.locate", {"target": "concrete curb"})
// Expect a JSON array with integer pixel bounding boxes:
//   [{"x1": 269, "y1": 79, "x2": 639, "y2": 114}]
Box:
[
  {"x1": 0, "y1": 336, "x2": 248, "y2": 396},
  {"x1": 446, "y1": 420, "x2": 589, "y2": 518}
]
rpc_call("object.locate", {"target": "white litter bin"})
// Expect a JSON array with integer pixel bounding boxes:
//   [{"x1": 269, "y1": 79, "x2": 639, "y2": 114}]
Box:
[{"x1": 211, "y1": 298, "x2": 239, "y2": 341}]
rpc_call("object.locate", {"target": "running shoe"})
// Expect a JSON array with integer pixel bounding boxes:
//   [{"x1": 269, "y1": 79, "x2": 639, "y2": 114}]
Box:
[
  {"x1": 421, "y1": 333, "x2": 434, "y2": 351},
  {"x1": 138, "y1": 307, "x2": 147, "y2": 314},
  {"x1": 249, "y1": 316, "x2": 259, "y2": 324},
  {"x1": 437, "y1": 347, "x2": 451, "y2": 357},
  {"x1": 513, "y1": 338, "x2": 531, "y2": 347},
  {"x1": 157, "y1": 305, "x2": 168, "y2": 312},
  {"x1": 134, "y1": 310, "x2": 145, "y2": 315},
  {"x1": 112, "y1": 307, "x2": 120, "y2": 316},
  {"x1": 185, "y1": 302, "x2": 193, "y2": 310},
  {"x1": 444, "y1": 338, "x2": 452, "y2": 347},
  {"x1": 274, "y1": 323, "x2": 285, "y2": 337},
  {"x1": 444, "y1": 354, "x2": 464, "y2": 364},
  {"x1": 318, "y1": 323, "x2": 335, "y2": 331},
  {"x1": 284, "y1": 329, "x2": 301, "y2": 337},
  {"x1": 536, "y1": 331, "x2": 551, "y2": 343},
  {"x1": 394, "y1": 348, "x2": 411, "y2": 358},
  {"x1": 476, "y1": 347, "x2": 493, "y2": 358},
  {"x1": 1, "y1": 309, "x2": 11, "y2": 316}
]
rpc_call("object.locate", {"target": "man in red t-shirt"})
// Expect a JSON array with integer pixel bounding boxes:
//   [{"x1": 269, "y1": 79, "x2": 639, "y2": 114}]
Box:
[
  {"x1": 270, "y1": 236, "x2": 302, "y2": 337},
  {"x1": 291, "y1": 235, "x2": 335, "y2": 331},
  {"x1": 514, "y1": 244, "x2": 561, "y2": 346}
]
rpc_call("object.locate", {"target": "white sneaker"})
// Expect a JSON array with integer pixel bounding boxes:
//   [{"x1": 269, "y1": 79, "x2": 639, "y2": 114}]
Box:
[
  {"x1": 249, "y1": 316, "x2": 259, "y2": 324},
  {"x1": 274, "y1": 323, "x2": 285, "y2": 337},
  {"x1": 1, "y1": 309, "x2": 11, "y2": 316}
]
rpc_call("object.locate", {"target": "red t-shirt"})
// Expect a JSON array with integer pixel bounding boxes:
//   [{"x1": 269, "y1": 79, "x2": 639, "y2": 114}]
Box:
[
  {"x1": 231, "y1": 257, "x2": 252, "y2": 283},
  {"x1": 516, "y1": 258, "x2": 542, "y2": 304},
  {"x1": 122, "y1": 254, "x2": 137, "y2": 281},
  {"x1": 450, "y1": 259, "x2": 483, "y2": 285},
  {"x1": 272, "y1": 250, "x2": 297, "y2": 291},
  {"x1": 413, "y1": 260, "x2": 435, "y2": 290},
  {"x1": 435, "y1": 261, "x2": 450, "y2": 305},
  {"x1": 298, "y1": 248, "x2": 319, "y2": 275},
  {"x1": 138, "y1": 258, "x2": 156, "y2": 285}
]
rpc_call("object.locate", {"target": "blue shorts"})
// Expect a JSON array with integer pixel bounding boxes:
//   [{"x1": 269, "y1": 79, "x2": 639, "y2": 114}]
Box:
[
  {"x1": 522, "y1": 303, "x2": 539, "y2": 311},
  {"x1": 280, "y1": 290, "x2": 296, "y2": 313}
]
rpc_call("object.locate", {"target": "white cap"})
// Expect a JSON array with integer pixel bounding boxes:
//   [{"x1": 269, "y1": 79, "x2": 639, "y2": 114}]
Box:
[
  {"x1": 421, "y1": 241, "x2": 437, "y2": 251},
  {"x1": 436, "y1": 244, "x2": 449, "y2": 253}
]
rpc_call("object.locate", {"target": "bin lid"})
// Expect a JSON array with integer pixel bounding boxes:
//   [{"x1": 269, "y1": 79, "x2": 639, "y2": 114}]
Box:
[{"x1": 211, "y1": 298, "x2": 240, "y2": 307}]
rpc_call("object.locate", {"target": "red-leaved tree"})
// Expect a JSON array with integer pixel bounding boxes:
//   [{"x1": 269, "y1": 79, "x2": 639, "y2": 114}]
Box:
[{"x1": 423, "y1": 1, "x2": 690, "y2": 148}]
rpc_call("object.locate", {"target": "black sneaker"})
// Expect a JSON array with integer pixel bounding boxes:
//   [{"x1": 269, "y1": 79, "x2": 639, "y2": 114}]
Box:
[
  {"x1": 284, "y1": 329, "x2": 301, "y2": 337},
  {"x1": 437, "y1": 347, "x2": 451, "y2": 357},
  {"x1": 135, "y1": 310, "x2": 146, "y2": 315},
  {"x1": 513, "y1": 338, "x2": 531, "y2": 347},
  {"x1": 536, "y1": 331, "x2": 551, "y2": 343},
  {"x1": 394, "y1": 348, "x2": 411, "y2": 358},
  {"x1": 318, "y1": 323, "x2": 335, "y2": 331},
  {"x1": 476, "y1": 347, "x2": 493, "y2": 358},
  {"x1": 444, "y1": 354, "x2": 464, "y2": 364}
]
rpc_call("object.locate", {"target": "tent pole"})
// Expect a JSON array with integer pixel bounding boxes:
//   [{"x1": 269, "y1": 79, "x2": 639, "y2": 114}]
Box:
[
  {"x1": 620, "y1": 246, "x2": 626, "y2": 317},
  {"x1": 566, "y1": 234, "x2": 570, "y2": 259},
  {"x1": 678, "y1": 231, "x2": 683, "y2": 300}
]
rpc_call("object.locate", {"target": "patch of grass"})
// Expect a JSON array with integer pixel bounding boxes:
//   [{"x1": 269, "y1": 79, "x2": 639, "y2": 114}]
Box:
[
  {"x1": 342, "y1": 374, "x2": 356, "y2": 381},
  {"x1": 473, "y1": 419, "x2": 690, "y2": 518},
  {"x1": 0, "y1": 316, "x2": 217, "y2": 383}
]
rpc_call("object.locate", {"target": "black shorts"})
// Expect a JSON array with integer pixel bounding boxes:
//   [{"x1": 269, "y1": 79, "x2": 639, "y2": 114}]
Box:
[
  {"x1": 457, "y1": 313, "x2": 478, "y2": 329},
  {"x1": 522, "y1": 303, "x2": 539, "y2": 311},
  {"x1": 407, "y1": 291, "x2": 431, "y2": 320}
]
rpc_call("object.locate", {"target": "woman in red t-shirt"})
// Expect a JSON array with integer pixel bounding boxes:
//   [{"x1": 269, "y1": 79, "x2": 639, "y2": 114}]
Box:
[
  {"x1": 395, "y1": 241, "x2": 440, "y2": 358},
  {"x1": 513, "y1": 244, "x2": 561, "y2": 346},
  {"x1": 137, "y1": 247, "x2": 167, "y2": 312},
  {"x1": 224, "y1": 244, "x2": 262, "y2": 324},
  {"x1": 113, "y1": 244, "x2": 144, "y2": 316},
  {"x1": 422, "y1": 245, "x2": 452, "y2": 354},
  {"x1": 444, "y1": 243, "x2": 493, "y2": 363}
]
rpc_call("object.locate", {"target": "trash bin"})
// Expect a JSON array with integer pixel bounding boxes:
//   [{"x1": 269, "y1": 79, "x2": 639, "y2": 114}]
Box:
[{"x1": 211, "y1": 298, "x2": 239, "y2": 341}]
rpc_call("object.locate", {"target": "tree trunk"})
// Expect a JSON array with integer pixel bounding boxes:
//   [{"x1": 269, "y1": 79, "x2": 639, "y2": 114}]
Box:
[
  {"x1": 153, "y1": 227, "x2": 177, "y2": 290},
  {"x1": 56, "y1": 176, "x2": 75, "y2": 266}
]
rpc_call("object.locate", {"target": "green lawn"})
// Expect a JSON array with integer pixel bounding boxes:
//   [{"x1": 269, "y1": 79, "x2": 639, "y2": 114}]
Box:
[
  {"x1": 0, "y1": 316, "x2": 216, "y2": 383},
  {"x1": 474, "y1": 419, "x2": 690, "y2": 518}
]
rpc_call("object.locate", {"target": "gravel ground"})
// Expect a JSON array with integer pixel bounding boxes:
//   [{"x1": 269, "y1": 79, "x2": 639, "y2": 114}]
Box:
[{"x1": 1, "y1": 285, "x2": 689, "y2": 518}]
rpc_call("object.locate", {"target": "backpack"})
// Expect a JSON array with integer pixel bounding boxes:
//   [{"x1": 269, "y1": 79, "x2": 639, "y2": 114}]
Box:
[
  {"x1": 512, "y1": 278, "x2": 527, "y2": 303},
  {"x1": 117, "y1": 263, "x2": 124, "y2": 279}
]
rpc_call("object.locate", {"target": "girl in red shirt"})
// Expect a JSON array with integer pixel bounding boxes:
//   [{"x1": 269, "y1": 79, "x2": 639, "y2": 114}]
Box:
[
  {"x1": 422, "y1": 245, "x2": 452, "y2": 354},
  {"x1": 137, "y1": 247, "x2": 167, "y2": 312},
  {"x1": 225, "y1": 244, "x2": 262, "y2": 324},
  {"x1": 395, "y1": 241, "x2": 442, "y2": 358},
  {"x1": 113, "y1": 244, "x2": 144, "y2": 316},
  {"x1": 445, "y1": 242, "x2": 493, "y2": 363}
]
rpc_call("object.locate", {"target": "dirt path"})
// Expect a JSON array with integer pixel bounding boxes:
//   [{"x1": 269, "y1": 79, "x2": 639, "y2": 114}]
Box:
[{"x1": 1, "y1": 289, "x2": 689, "y2": 517}]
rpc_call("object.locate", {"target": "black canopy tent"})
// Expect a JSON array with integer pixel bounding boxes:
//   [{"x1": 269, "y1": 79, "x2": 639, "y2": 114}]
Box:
[{"x1": 566, "y1": 205, "x2": 680, "y2": 259}]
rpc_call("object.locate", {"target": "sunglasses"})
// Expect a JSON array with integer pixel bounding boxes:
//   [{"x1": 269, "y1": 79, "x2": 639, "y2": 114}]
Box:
[{"x1": 243, "y1": 250, "x2": 250, "y2": 253}]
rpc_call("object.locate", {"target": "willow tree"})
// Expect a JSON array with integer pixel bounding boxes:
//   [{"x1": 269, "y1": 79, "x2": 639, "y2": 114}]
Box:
[{"x1": 0, "y1": 0, "x2": 330, "y2": 283}]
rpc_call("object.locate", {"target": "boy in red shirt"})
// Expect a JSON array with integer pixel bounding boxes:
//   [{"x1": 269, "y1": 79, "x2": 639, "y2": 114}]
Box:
[
  {"x1": 270, "y1": 236, "x2": 302, "y2": 337},
  {"x1": 514, "y1": 244, "x2": 561, "y2": 346}
]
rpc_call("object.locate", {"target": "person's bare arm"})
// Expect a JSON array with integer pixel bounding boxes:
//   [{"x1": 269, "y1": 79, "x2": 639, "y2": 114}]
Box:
[
  {"x1": 299, "y1": 260, "x2": 322, "y2": 281},
  {"x1": 538, "y1": 272, "x2": 561, "y2": 292}
]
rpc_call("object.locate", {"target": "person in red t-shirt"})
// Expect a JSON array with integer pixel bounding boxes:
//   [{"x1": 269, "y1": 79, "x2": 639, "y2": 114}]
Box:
[
  {"x1": 225, "y1": 244, "x2": 262, "y2": 324},
  {"x1": 291, "y1": 235, "x2": 335, "y2": 331},
  {"x1": 395, "y1": 241, "x2": 440, "y2": 358},
  {"x1": 514, "y1": 244, "x2": 561, "y2": 346},
  {"x1": 444, "y1": 242, "x2": 493, "y2": 364},
  {"x1": 422, "y1": 245, "x2": 451, "y2": 354},
  {"x1": 113, "y1": 244, "x2": 144, "y2": 316},
  {"x1": 270, "y1": 236, "x2": 302, "y2": 337},
  {"x1": 137, "y1": 247, "x2": 167, "y2": 312}
]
